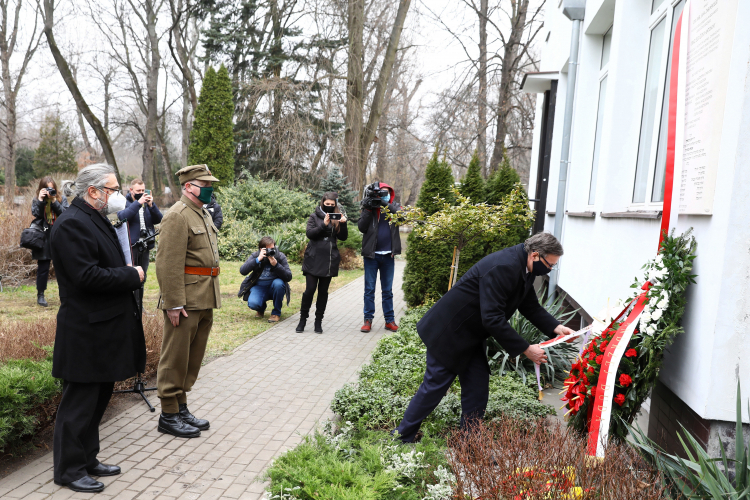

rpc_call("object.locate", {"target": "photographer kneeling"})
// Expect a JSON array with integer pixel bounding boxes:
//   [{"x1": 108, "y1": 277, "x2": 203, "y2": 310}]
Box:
[{"x1": 239, "y1": 237, "x2": 293, "y2": 323}]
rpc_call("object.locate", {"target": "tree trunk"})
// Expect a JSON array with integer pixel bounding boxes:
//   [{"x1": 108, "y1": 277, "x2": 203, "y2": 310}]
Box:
[
  {"x1": 359, "y1": 0, "x2": 411, "y2": 186},
  {"x1": 375, "y1": 119, "x2": 388, "y2": 182},
  {"x1": 70, "y1": 65, "x2": 95, "y2": 159},
  {"x1": 156, "y1": 126, "x2": 178, "y2": 202},
  {"x1": 168, "y1": 0, "x2": 198, "y2": 111},
  {"x1": 489, "y1": 0, "x2": 530, "y2": 172},
  {"x1": 180, "y1": 76, "x2": 190, "y2": 167},
  {"x1": 394, "y1": 78, "x2": 420, "y2": 203},
  {"x1": 42, "y1": 0, "x2": 120, "y2": 181},
  {"x1": 344, "y1": 0, "x2": 365, "y2": 191},
  {"x1": 477, "y1": 0, "x2": 488, "y2": 177},
  {"x1": 141, "y1": 0, "x2": 160, "y2": 189}
]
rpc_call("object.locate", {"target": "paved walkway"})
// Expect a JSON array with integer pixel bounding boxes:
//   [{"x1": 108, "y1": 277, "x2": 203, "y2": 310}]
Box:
[{"x1": 0, "y1": 262, "x2": 406, "y2": 500}]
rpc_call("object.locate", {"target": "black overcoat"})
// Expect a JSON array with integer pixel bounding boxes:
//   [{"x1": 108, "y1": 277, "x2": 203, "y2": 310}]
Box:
[
  {"x1": 50, "y1": 197, "x2": 146, "y2": 383},
  {"x1": 417, "y1": 243, "x2": 560, "y2": 373},
  {"x1": 302, "y1": 207, "x2": 349, "y2": 277}
]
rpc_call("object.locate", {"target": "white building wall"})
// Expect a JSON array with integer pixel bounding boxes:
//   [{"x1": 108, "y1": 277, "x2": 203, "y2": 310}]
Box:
[{"x1": 530, "y1": 0, "x2": 750, "y2": 422}]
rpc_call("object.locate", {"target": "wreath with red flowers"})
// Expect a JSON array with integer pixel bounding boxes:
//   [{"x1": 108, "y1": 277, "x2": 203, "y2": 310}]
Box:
[{"x1": 562, "y1": 230, "x2": 696, "y2": 442}]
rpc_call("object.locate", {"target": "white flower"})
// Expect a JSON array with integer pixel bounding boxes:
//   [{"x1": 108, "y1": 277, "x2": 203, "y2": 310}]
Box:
[
  {"x1": 652, "y1": 309, "x2": 663, "y2": 321},
  {"x1": 641, "y1": 311, "x2": 652, "y2": 324},
  {"x1": 646, "y1": 325, "x2": 656, "y2": 336},
  {"x1": 648, "y1": 270, "x2": 659, "y2": 283},
  {"x1": 661, "y1": 291, "x2": 669, "y2": 302},
  {"x1": 657, "y1": 298, "x2": 668, "y2": 310}
]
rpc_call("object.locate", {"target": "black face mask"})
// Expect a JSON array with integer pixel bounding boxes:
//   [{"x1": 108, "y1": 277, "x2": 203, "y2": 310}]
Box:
[
  {"x1": 532, "y1": 259, "x2": 552, "y2": 276},
  {"x1": 134, "y1": 192, "x2": 144, "y2": 200},
  {"x1": 322, "y1": 205, "x2": 335, "y2": 214}
]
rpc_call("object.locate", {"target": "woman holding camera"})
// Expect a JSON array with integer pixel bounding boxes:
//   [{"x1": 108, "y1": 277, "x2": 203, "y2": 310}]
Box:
[
  {"x1": 297, "y1": 193, "x2": 348, "y2": 334},
  {"x1": 31, "y1": 176, "x2": 69, "y2": 307}
]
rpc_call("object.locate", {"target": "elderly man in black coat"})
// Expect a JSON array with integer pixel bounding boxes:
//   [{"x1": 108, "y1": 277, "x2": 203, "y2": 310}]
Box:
[
  {"x1": 50, "y1": 164, "x2": 146, "y2": 493},
  {"x1": 394, "y1": 232, "x2": 575, "y2": 443}
]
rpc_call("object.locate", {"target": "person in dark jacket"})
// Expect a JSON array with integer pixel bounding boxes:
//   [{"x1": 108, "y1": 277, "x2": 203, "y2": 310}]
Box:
[
  {"x1": 393, "y1": 233, "x2": 575, "y2": 443},
  {"x1": 239, "y1": 236, "x2": 293, "y2": 323},
  {"x1": 116, "y1": 178, "x2": 163, "y2": 274},
  {"x1": 357, "y1": 182, "x2": 401, "y2": 333},
  {"x1": 296, "y1": 192, "x2": 349, "y2": 334},
  {"x1": 31, "y1": 176, "x2": 69, "y2": 307},
  {"x1": 205, "y1": 193, "x2": 223, "y2": 229},
  {"x1": 50, "y1": 164, "x2": 146, "y2": 493}
]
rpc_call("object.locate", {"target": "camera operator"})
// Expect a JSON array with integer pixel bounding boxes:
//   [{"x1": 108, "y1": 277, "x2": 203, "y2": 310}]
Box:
[
  {"x1": 116, "y1": 178, "x2": 163, "y2": 275},
  {"x1": 239, "y1": 237, "x2": 293, "y2": 323},
  {"x1": 50, "y1": 164, "x2": 145, "y2": 493},
  {"x1": 31, "y1": 176, "x2": 69, "y2": 307},
  {"x1": 297, "y1": 192, "x2": 348, "y2": 334},
  {"x1": 357, "y1": 182, "x2": 401, "y2": 333}
]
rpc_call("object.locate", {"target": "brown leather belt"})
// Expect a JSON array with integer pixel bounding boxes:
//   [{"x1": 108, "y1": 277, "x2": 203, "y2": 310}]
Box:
[{"x1": 184, "y1": 266, "x2": 221, "y2": 276}]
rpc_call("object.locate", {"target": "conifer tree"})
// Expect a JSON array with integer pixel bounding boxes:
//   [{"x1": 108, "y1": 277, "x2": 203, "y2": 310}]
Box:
[
  {"x1": 311, "y1": 165, "x2": 359, "y2": 218},
  {"x1": 403, "y1": 147, "x2": 456, "y2": 306},
  {"x1": 486, "y1": 150, "x2": 520, "y2": 205},
  {"x1": 459, "y1": 150, "x2": 485, "y2": 202},
  {"x1": 188, "y1": 65, "x2": 235, "y2": 186},
  {"x1": 33, "y1": 113, "x2": 77, "y2": 176}
]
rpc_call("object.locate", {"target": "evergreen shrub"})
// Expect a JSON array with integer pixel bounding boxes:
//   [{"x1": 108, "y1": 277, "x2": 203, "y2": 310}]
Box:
[
  {"x1": 310, "y1": 166, "x2": 359, "y2": 220},
  {"x1": 402, "y1": 150, "x2": 454, "y2": 306},
  {"x1": 459, "y1": 151, "x2": 485, "y2": 203},
  {"x1": 188, "y1": 64, "x2": 235, "y2": 186},
  {"x1": 0, "y1": 354, "x2": 61, "y2": 452},
  {"x1": 215, "y1": 176, "x2": 316, "y2": 261},
  {"x1": 330, "y1": 307, "x2": 554, "y2": 436}
]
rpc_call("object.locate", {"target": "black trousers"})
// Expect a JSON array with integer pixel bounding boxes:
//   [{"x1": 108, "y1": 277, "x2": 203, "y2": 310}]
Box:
[
  {"x1": 300, "y1": 275, "x2": 332, "y2": 321},
  {"x1": 396, "y1": 348, "x2": 490, "y2": 443},
  {"x1": 36, "y1": 259, "x2": 51, "y2": 293},
  {"x1": 53, "y1": 381, "x2": 114, "y2": 484}
]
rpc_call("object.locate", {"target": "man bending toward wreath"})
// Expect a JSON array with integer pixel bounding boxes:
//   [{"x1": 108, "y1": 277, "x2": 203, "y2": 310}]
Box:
[{"x1": 393, "y1": 232, "x2": 575, "y2": 443}]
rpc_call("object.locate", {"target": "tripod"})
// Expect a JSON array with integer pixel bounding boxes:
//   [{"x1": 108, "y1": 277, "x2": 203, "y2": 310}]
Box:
[{"x1": 114, "y1": 231, "x2": 159, "y2": 412}]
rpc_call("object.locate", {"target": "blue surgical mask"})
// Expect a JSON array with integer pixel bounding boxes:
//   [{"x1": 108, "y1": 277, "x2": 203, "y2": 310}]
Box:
[{"x1": 381, "y1": 193, "x2": 391, "y2": 203}]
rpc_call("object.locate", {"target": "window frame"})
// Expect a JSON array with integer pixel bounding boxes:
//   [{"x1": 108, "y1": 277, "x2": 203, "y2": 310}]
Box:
[
  {"x1": 587, "y1": 26, "x2": 613, "y2": 206},
  {"x1": 629, "y1": 0, "x2": 683, "y2": 211}
]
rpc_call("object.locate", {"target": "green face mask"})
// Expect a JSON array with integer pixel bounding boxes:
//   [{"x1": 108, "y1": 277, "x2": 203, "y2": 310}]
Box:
[{"x1": 192, "y1": 184, "x2": 214, "y2": 204}]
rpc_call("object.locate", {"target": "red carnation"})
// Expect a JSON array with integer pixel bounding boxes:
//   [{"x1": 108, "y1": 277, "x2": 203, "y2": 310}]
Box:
[
  {"x1": 591, "y1": 386, "x2": 597, "y2": 398},
  {"x1": 595, "y1": 355, "x2": 603, "y2": 365},
  {"x1": 614, "y1": 394, "x2": 626, "y2": 406},
  {"x1": 619, "y1": 374, "x2": 632, "y2": 387},
  {"x1": 588, "y1": 352, "x2": 596, "y2": 361},
  {"x1": 588, "y1": 366, "x2": 594, "y2": 374},
  {"x1": 600, "y1": 341, "x2": 608, "y2": 351},
  {"x1": 625, "y1": 348, "x2": 637, "y2": 358}
]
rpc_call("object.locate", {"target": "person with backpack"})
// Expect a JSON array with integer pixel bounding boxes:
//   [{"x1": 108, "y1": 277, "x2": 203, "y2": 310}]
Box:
[{"x1": 296, "y1": 192, "x2": 348, "y2": 334}]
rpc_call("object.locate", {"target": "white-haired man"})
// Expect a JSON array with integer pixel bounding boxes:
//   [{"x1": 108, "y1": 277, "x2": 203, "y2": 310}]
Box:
[{"x1": 50, "y1": 164, "x2": 146, "y2": 493}]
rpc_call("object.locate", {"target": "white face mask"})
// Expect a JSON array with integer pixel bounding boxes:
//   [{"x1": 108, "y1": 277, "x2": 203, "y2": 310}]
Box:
[{"x1": 102, "y1": 190, "x2": 127, "y2": 214}]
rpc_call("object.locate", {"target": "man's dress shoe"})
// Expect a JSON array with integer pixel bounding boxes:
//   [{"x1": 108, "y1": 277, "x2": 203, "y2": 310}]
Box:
[
  {"x1": 55, "y1": 475, "x2": 105, "y2": 493},
  {"x1": 87, "y1": 463, "x2": 121, "y2": 477},
  {"x1": 158, "y1": 412, "x2": 201, "y2": 438}
]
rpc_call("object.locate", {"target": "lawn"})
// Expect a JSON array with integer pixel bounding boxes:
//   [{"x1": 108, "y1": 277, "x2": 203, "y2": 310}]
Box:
[{"x1": 0, "y1": 260, "x2": 364, "y2": 359}]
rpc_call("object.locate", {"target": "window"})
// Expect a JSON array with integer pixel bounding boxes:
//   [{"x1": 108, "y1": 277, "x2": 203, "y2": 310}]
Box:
[
  {"x1": 632, "y1": 0, "x2": 686, "y2": 205},
  {"x1": 588, "y1": 27, "x2": 612, "y2": 205}
]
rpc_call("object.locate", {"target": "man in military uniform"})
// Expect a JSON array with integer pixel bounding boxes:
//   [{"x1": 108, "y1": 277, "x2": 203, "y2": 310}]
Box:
[{"x1": 155, "y1": 164, "x2": 221, "y2": 438}]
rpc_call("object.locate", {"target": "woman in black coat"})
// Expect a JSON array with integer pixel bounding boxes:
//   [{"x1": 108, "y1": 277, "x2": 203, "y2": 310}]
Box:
[
  {"x1": 297, "y1": 192, "x2": 348, "y2": 333},
  {"x1": 31, "y1": 176, "x2": 69, "y2": 307}
]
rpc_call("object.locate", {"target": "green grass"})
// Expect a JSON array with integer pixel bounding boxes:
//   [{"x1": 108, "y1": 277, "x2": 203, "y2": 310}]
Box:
[{"x1": 0, "y1": 261, "x2": 363, "y2": 359}]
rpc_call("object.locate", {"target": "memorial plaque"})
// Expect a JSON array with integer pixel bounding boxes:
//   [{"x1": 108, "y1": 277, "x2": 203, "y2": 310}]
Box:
[{"x1": 679, "y1": 0, "x2": 739, "y2": 215}]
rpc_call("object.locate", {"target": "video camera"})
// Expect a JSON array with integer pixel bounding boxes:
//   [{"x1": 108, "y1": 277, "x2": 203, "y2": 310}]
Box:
[{"x1": 361, "y1": 182, "x2": 389, "y2": 210}]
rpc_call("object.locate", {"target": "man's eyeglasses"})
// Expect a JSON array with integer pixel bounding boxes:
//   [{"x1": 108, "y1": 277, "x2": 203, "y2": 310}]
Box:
[
  {"x1": 540, "y1": 254, "x2": 557, "y2": 270},
  {"x1": 97, "y1": 185, "x2": 121, "y2": 195}
]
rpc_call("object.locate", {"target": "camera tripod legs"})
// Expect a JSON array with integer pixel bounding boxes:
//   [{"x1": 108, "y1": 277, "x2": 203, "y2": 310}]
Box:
[{"x1": 114, "y1": 375, "x2": 158, "y2": 412}]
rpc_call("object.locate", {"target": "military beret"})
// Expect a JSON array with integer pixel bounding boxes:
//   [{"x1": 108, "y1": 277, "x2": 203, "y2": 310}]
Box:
[{"x1": 176, "y1": 164, "x2": 220, "y2": 184}]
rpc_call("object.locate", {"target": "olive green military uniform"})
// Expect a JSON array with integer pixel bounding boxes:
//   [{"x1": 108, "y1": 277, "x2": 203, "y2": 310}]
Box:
[{"x1": 155, "y1": 165, "x2": 221, "y2": 414}]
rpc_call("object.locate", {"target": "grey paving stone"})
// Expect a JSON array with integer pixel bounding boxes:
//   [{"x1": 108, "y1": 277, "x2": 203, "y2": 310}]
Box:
[{"x1": 0, "y1": 262, "x2": 406, "y2": 499}]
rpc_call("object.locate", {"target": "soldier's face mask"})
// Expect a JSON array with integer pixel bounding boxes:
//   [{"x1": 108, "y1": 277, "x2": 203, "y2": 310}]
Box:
[{"x1": 189, "y1": 182, "x2": 214, "y2": 204}]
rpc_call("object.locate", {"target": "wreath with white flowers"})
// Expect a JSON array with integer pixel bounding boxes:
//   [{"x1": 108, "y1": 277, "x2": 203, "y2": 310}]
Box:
[{"x1": 563, "y1": 229, "x2": 697, "y2": 442}]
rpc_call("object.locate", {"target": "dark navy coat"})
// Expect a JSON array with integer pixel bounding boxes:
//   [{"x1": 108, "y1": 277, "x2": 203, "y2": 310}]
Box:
[
  {"x1": 417, "y1": 243, "x2": 560, "y2": 373},
  {"x1": 116, "y1": 193, "x2": 163, "y2": 250}
]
